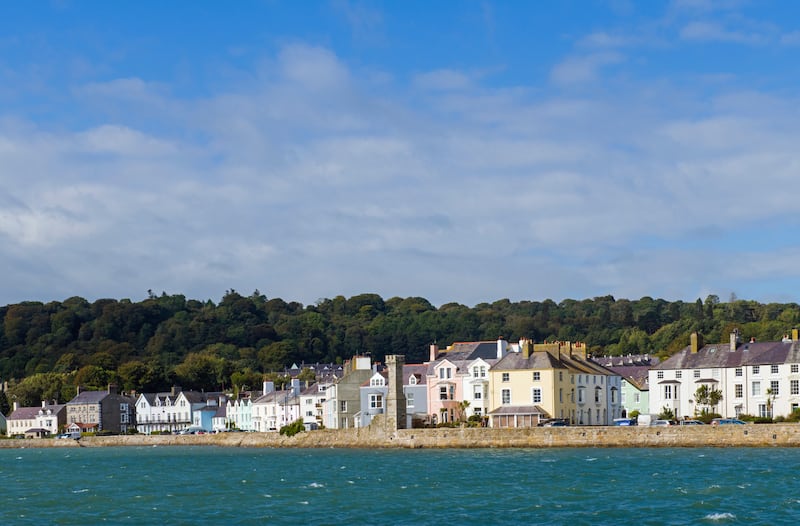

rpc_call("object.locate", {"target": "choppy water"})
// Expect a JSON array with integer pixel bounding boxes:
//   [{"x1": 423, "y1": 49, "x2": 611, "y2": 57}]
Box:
[{"x1": 2, "y1": 446, "x2": 799, "y2": 525}]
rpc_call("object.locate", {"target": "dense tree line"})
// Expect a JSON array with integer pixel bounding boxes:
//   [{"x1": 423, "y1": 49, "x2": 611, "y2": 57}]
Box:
[{"x1": 2, "y1": 290, "x2": 800, "y2": 407}]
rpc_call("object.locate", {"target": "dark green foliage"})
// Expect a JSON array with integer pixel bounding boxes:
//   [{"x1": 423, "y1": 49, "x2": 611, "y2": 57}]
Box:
[
  {"x1": 1, "y1": 293, "x2": 800, "y2": 397},
  {"x1": 279, "y1": 419, "x2": 305, "y2": 437}
]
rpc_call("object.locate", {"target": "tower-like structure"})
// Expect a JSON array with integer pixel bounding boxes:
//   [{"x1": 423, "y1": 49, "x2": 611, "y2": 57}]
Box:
[{"x1": 384, "y1": 355, "x2": 407, "y2": 430}]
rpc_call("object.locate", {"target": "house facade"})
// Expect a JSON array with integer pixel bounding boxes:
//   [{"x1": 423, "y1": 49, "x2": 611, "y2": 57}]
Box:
[
  {"x1": 251, "y1": 379, "x2": 302, "y2": 432},
  {"x1": 322, "y1": 356, "x2": 374, "y2": 429},
  {"x1": 488, "y1": 340, "x2": 621, "y2": 427},
  {"x1": 650, "y1": 329, "x2": 800, "y2": 420},
  {"x1": 594, "y1": 355, "x2": 657, "y2": 418},
  {"x1": 66, "y1": 385, "x2": 135, "y2": 433},
  {"x1": 6, "y1": 401, "x2": 66, "y2": 437}
]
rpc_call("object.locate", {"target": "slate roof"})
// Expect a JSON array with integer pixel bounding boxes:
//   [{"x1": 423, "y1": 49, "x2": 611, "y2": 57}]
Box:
[
  {"x1": 438, "y1": 341, "x2": 499, "y2": 361},
  {"x1": 488, "y1": 405, "x2": 549, "y2": 416},
  {"x1": 8, "y1": 404, "x2": 65, "y2": 420},
  {"x1": 403, "y1": 364, "x2": 429, "y2": 386},
  {"x1": 67, "y1": 391, "x2": 110, "y2": 405},
  {"x1": 492, "y1": 350, "x2": 568, "y2": 371},
  {"x1": 655, "y1": 340, "x2": 800, "y2": 370}
]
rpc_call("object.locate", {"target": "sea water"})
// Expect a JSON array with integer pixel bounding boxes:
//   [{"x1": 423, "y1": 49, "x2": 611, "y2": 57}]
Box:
[{"x1": 2, "y1": 446, "x2": 799, "y2": 525}]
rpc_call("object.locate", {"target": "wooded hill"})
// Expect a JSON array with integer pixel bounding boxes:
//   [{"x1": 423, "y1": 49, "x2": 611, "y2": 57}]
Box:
[{"x1": 1, "y1": 290, "x2": 799, "y2": 409}]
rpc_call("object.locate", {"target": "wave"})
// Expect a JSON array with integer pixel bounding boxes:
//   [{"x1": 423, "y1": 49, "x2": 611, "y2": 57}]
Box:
[{"x1": 704, "y1": 512, "x2": 735, "y2": 521}]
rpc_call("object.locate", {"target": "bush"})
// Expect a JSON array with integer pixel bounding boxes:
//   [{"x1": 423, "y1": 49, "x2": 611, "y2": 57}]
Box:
[
  {"x1": 279, "y1": 419, "x2": 305, "y2": 437},
  {"x1": 697, "y1": 413, "x2": 721, "y2": 424}
]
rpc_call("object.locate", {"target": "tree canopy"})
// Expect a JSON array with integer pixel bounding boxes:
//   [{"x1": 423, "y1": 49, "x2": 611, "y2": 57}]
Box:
[{"x1": 1, "y1": 291, "x2": 799, "y2": 403}]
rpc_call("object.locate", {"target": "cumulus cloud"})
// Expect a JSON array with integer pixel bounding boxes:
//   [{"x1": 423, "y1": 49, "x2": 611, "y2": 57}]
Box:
[
  {"x1": 3, "y1": 36, "x2": 800, "y2": 306},
  {"x1": 680, "y1": 21, "x2": 766, "y2": 44},
  {"x1": 549, "y1": 52, "x2": 625, "y2": 85}
]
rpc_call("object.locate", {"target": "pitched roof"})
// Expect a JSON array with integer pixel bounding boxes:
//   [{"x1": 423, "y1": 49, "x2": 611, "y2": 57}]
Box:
[
  {"x1": 492, "y1": 350, "x2": 567, "y2": 371},
  {"x1": 655, "y1": 340, "x2": 800, "y2": 370},
  {"x1": 8, "y1": 404, "x2": 64, "y2": 420},
  {"x1": 488, "y1": 405, "x2": 549, "y2": 416},
  {"x1": 67, "y1": 390, "x2": 110, "y2": 405},
  {"x1": 438, "y1": 341, "x2": 499, "y2": 361}
]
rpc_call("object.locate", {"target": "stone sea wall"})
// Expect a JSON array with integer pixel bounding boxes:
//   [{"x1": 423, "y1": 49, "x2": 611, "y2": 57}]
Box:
[{"x1": 4, "y1": 424, "x2": 800, "y2": 449}]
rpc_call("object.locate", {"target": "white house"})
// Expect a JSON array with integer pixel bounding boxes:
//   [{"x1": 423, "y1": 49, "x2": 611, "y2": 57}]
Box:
[{"x1": 650, "y1": 330, "x2": 800, "y2": 420}]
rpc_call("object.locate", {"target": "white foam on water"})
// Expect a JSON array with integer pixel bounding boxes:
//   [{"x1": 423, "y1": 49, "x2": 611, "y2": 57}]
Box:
[
  {"x1": 308, "y1": 482, "x2": 324, "y2": 488},
  {"x1": 703, "y1": 512, "x2": 735, "y2": 521}
]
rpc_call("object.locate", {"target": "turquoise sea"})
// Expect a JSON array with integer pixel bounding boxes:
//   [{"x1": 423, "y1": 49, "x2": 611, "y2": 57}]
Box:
[{"x1": 2, "y1": 446, "x2": 799, "y2": 525}]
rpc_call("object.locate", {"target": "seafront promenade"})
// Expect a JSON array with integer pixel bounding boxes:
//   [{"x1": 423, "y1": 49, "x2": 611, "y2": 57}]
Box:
[{"x1": 4, "y1": 424, "x2": 800, "y2": 449}]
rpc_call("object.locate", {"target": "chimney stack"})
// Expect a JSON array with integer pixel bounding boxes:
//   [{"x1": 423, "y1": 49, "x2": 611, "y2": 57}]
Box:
[
  {"x1": 497, "y1": 337, "x2": 508, "y2": 360},
  {"x1": 793, "y1": 328, "x2": 799, "y2": 341},
  {"x1": 521, "y1": 338, "x2": 531, "y2": 359},
  {"x1": 730, "y1": 329, "x2": 739, "y2": 352},
  {"x1": 689, "y1": 331, "x2": 703, "y2": 354},
  {"x1": 429, "y1": 343, "x2": 438, "y2": 362},
  {"x1": 108, "y1": 384, "x2": 118, "y2": 395}
]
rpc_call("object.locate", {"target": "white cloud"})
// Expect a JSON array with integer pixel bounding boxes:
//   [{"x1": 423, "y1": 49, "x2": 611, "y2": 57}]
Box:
[
  {"x1": 550, "y1": 52, "x2": 625, "y2": 85},
  {"x1": 3, "y1": 39, "x2": 800, "y2": 306},
  {"x1": 413, "y1": 69, "x2": 473, "y2": 91},
  {"x1": 679, "y1": 21, "x2": 766, "y2": 44}
]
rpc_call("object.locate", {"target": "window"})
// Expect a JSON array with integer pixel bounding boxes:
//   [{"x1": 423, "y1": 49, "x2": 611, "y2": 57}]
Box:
[
  {"x1": 771, "y1": 380, "x2": 780, "y2": 396},
  {"x1": 611, "y1": 388, "x2": 617, "y2": 404},
  {"x1": 735, "y1": 384, "x2": 743, "y2": 398},
  {"x1": 409, "y1": 376, "x2": 417, "y2": 385},
  {"x1": 559, "y1": 371, "x2": 563, "y2": 381},
  {"x1": 474, "y1": 386, "x2": 482, "y2": 400},
  {"x1": 675, "y1": 371, "x2": 682, "y2": 379},
  {"x1": 657, "y1": 371, "x2": 664, "y2": 379},
  {"x1": 735, "y1": 368, "x2": 743, "y2": 377},
  {"x1": 772, "y1": 364, "x2": 779, "y2": 375},
  {"x1": 369, "y1": 394, "x2": 383, "y2": 409},
  {"x1": 370, "y1": 377, "x2": 384, "y2": 387},
  {"x1": 532, "y1": 388, "x2": 542, "y2": 404},
  {"x1": 120, "y1": 403, "x2": 129, "y2": 412},
  {"x1": 752, "y1": 381, "x2": 761, "y2": 396},
  {"x1": 501, "y1": 389, "x2": 511, "y2": 405},
  {"x1": 340, "y1": 401, "x2": 348, "y2": 413},
  {"x1": 791, "y1": 380, "x2": 799, "y2": 396},
  {"x1": 664, "y1": 385, "x2": 673, "y2": 400},
  {"x1": 694, "y1": 370, "x2": 701, "y2": 378},
  {"x1": 533, "y1": 371, "x2": 541, "y2": 381},
  {"x1": 559, "y1": 388, "x2": 563, "y2": 403},
  {"x1": 305, "y1": 411, "x2": 313, "y2": 417},
  {"x1": 120, "y1": 413, "x2": 129, "y2": 424},
  {"x1": 305, "y1": 398, "x2": 313, "y2": 405},
  {"x1": 502, "y1": 373, "x2": 510, "y2": 382},
  {"x1": 577, "y1": 387, "x2": 585, "y2": 404},
  {"x1": 792, "y1": 364, "x2": 799, "y2": 374},
  {"x1": 474, "y1": 408, "x2": 482, "y2": 416},
  {"x1": 753, "y1": 366, "x2": 760, "y2": 375},
  {"x1": 474, "y1": 366, "x2": 486, "y2": 378},
  {"x1": 439, "y1": 386, "x2": 448, "y2": 400},
  {"x1": 439, "y1": 369, "x2": 445, "y2": 379},
  {"x1": 758, "y1": 404, "x2": 768, "y2": 418},
  {"x1": 634, "y1": 393, "x2": 640, "y2": 404},
  {"x1": 595, "y1": 387, "x2": 601, "y2": 403},
  {"x1": 406, "y1": 393, "x2": 414, "y2": 408}
]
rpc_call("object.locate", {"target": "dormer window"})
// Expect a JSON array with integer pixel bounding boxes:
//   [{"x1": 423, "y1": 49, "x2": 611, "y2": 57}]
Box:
[{"x1": 409, "y1": 376, "x2": 417, "y2": 385}]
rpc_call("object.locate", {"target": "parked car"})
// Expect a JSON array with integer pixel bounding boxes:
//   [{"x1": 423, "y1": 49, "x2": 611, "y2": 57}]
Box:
[
  {"x1": 650, "y1": 419, "x2": 675, "y2": 426},
  {"x1": 710, "y1": 418, "x2": 746, "y2": 425},
  {"x1": 679, "y1": 420, "x2": 705, "y2": 425},
  {"x1": 538, "y1": 418, "x2": 569, "y2": 427},
  {"x1": 613, "y1": 418, "x2": 637, "y2": 426}
]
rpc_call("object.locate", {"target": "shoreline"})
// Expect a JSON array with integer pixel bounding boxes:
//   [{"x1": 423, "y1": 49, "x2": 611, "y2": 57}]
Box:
[{"x1": 3, "y1": 424, "x2": 800, "y2": 449}]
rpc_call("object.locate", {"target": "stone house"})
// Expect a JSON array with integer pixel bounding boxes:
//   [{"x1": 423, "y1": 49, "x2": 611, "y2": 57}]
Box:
[{"x1": 66, "y1": 385, "x2": 135, "y2": 434}]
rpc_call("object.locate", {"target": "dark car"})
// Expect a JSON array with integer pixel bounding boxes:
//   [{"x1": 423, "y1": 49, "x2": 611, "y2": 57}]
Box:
[
  {"x1": 711, "y1": 418, "x2": 746, "y2": 425},
  {"x1": 539, "y1": 419, "x2": 569, "y2": 427}
]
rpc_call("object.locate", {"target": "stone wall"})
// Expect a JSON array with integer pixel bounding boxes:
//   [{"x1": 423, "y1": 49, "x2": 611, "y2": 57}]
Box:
[{"x1": 4, "y1": 424, "x2": 800, "y2": 449}]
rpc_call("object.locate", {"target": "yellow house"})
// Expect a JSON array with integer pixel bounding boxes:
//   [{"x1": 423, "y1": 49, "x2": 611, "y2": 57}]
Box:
[{"x1": 488, "y1": 339, "x2": 573, "y2": 427}]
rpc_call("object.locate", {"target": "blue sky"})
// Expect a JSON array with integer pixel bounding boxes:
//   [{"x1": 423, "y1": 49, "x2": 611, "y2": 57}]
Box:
[{"x1": 2, "y1": 0, "x2": 800, "y2": 307}]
